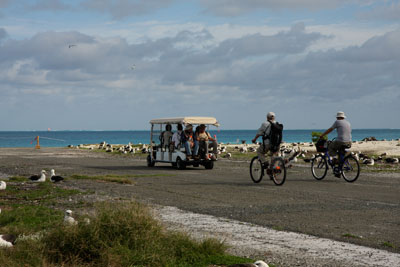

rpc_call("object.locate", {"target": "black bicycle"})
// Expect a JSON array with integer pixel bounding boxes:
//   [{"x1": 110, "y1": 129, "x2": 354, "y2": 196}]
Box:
[
  {"x1": 311, "y1": 139, "x2": 360, "y2": 182},
  {"x1": 250, "y1": 156, "x2": 286, "y2": 186}
]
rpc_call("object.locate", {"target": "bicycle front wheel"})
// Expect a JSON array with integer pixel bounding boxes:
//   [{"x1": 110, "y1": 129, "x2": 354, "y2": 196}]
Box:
[
  {"x1": 341, "y1": 155, "x2": 360, "y2": 182},
  {"x1": 311, "y1": 155, "x2": 328, "y2": 180},
  {"x1": 271, "y1": 157, "x2": 286, "y2": 186},
  {"x1": 250, "y1": 156, "x2": 264, "y2": 183}
]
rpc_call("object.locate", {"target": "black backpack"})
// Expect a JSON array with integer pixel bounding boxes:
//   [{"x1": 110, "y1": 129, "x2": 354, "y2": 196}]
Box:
[{"x1": 263, "y1": 121, "x2": 283, "y2": 152}]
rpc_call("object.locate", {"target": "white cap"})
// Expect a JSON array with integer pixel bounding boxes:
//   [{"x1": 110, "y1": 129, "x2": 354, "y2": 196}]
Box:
[
  {"x1": 267, "y1": 112, "x2": 276, "y2": 119},
  {"x1": 336, "y1": 111, "x2": 346, "y2": 118}
]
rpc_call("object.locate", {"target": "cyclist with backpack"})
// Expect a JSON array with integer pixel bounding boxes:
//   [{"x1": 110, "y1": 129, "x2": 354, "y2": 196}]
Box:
[{"x1": 252, "y1": 112, "x2": 283, "y2": 168}]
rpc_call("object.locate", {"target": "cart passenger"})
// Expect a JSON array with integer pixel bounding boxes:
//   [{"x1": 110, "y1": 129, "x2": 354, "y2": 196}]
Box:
[
  {"x1": 195, "y1": 124, "x2": 218, "y2": 160},
  {"x1": 160, "y1": 124, "x2": 173, "y2": 150},
  {"x1": 171, "y1": 124, "x2": 183, "y2": 149},
  {"x1": 182, "y1": 124, "x2": 195, "y2": 159}
]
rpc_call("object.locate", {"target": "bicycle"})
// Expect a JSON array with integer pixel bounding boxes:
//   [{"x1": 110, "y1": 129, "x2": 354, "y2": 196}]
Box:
[
  {"x1": 311, "y1": 139, "x2": 360, "y2": 182},
  {"x1": 250, "y1": 155, "x2": 286, "y2": 186}
]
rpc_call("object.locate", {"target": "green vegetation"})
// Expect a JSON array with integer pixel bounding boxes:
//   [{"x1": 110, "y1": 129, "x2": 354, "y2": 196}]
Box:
[
  {"x1": 272, "y1": 225, "x2": 285, "y2": 231},
  {"x1": 0, "y1": 202, "x2": 253, "y2": 267},
  {"x1": 70, "y1": 173, "x2": 174, "y2": 184},
  {"x1": 382, "y1": 241, "x2": 396, "y2": 249},
  {"x1": 342, "y1": 233, "x2": 361, "y2": 239},
  {"x1": 311, "y1": 131, "x2": 326, "y2": 143},
  {"x1": 0, "y1": 182, "x2": 80, "y2": 205}
]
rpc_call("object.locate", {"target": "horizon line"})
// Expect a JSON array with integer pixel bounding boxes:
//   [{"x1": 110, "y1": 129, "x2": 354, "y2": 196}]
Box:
[{"x1": 1, "y1": 128, "x2": 400, "y2": 132}]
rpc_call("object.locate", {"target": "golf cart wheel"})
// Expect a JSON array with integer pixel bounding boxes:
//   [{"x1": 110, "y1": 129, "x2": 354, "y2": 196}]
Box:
[
  {"x1": 176, "y1": 157, "x2": 186, "y2": 170},
  {"x1": 147, "y1": 155, "x2": 155, "y2": 167},
  {"x1": 204, "y1": 161, "x2": 214, "y2": 169}
]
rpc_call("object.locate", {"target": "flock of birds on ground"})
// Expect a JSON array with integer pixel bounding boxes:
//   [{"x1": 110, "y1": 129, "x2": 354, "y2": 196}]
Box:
[{"x1": 68, "y1": 139, "x2": 400, "y2": 166}]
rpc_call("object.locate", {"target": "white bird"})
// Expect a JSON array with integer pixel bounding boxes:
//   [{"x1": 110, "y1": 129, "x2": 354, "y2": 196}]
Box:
[
  {"x1": 0, "y1": 234, "x2": 16, "y2": 247},
  {"x1": 29, "y1": 170, "x2": 46, "y2": 182},
  {"x1": 0, "y1": 181, "x2": 6, "y2": 190},
  {"x1": 50, "y1": 169, "x2": 64, "y2": 182},
  {"x1": 363, "y1": 158, "x2": 374, "y2": 166},
  {"x1": 64, "y1": 210, "x2": 77, "y2": 226},
  {"x1": 227, "y1": 260, "x2": 269, "y2": 267},
  {"x1": 224, "y1": 152, "x2": 232, "y2": 159}
]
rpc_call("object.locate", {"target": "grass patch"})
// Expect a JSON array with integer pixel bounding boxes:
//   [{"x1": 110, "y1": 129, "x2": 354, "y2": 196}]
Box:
[
  {"x1": 272, "y1": 225, "x2": 284, "y2": 231},
  {"x1": 0, "y1": 202, "x2": 254, "y2": 267},
  {"x1": 70, "y1": 174, "x2": 174, "y2": 184},
  {"x1": 0, "y1": 205, "x2": 62, "y2": 235},
  {"x1": 8, "y1": 176, "x2": 27, "y2": 182},
  {"x1": 70, "y1": 174, "x2": 134, "y2": 184},
  {"x1": 382, "y1": 241, "x2": 396, "y2": 249},
  {"x1": 0, "y1": 182, "x2": 81, "y2": 204},
  {"x1": 342, "y1": 233, "x2": 361, "y2": 239}
]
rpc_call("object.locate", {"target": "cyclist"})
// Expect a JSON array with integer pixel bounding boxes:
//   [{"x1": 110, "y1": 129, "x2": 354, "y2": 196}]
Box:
[
  {"x1": 319, "y1": 111, "x2": 352, "y2": 176},
  {"x1": 252, "y1": 112, "x2": 278, "y2": 168}
]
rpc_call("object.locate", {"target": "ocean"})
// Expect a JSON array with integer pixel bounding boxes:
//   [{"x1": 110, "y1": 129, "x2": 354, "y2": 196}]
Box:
[{"x1": 0, "y1": 129, "x2": 399, "y2": 148}]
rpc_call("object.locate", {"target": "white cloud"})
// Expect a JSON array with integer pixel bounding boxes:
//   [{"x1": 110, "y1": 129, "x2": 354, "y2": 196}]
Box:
[{"x1": 0, "y1": 24, "x2": 399, "y2": 129}]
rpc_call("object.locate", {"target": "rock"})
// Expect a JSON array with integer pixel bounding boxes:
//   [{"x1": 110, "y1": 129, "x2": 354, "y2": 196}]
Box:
[{"x1": 362, "y1": 136, "x2": 377, "y2": 142}]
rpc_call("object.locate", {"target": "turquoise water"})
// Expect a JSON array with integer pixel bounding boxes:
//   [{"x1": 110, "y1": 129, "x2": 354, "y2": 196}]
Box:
[{"x1": 0, "y1": 129, "x2": 399, "y2": 148}]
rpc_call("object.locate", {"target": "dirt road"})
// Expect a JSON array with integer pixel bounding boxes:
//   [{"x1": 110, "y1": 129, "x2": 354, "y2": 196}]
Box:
[{"x1": 1, "y1": 147, "x2": 399, "y2": 257}]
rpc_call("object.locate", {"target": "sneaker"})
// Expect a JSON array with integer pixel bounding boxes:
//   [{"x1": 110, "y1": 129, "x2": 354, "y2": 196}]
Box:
[
  {"x1": 186, "y1": 155, "x2": 191, "y2": 160},
  {"x1": 334, "y1": 173, "x2": 341, "y2": 178}
]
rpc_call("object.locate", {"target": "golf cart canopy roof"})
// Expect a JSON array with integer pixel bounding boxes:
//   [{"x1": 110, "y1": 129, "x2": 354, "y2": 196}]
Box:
[{"x1": 150, "y1": 117, "x2": 219, "y2": 127}]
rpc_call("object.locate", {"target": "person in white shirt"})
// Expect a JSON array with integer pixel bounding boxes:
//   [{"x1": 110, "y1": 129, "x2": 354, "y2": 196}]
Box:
[
  {"x1": 320, "y1": 111, "x2": 352, "y2": 158},
  {"x1": 171, "y1": 124, "x2": 183, "y2": 150}
]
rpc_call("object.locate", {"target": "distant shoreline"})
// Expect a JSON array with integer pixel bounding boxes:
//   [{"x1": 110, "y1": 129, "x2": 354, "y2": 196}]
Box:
[{"x1": 1, "y1": 128, "x2": 400, "y2": 132}]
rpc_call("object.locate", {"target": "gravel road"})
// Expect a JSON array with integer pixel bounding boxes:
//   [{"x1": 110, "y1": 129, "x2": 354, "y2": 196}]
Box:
[{"x1": 0, "y1": 147, "x2": 399, "y2": 266}]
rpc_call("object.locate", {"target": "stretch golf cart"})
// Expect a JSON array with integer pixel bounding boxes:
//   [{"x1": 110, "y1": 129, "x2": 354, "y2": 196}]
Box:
[{"x1": 147, "y1": 117, "x2": 219, "y2": 170}]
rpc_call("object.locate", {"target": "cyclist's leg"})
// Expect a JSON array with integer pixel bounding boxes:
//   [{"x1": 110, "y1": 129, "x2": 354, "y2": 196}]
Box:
[{"x1": 256, "y1": 143, "x2": 267, "y2": 165}]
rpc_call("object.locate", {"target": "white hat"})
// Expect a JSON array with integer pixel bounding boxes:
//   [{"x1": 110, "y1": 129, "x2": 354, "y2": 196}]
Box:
[
  {"x1": 336, "y1": 111, "x2": 346, "y2": 118},
  {"x1": 267, "y1": 112, "x2": 275, "y2": 119}
]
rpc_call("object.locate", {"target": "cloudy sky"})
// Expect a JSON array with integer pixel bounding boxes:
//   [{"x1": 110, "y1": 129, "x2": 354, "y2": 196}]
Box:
[{"x1": 0, "y1": 0, "x2": 399, "y2": 130}]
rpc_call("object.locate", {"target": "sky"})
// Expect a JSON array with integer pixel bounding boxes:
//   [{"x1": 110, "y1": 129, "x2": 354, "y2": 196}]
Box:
[{"x1": 0, "y1": 0, "x2": 399, "y2": 130}]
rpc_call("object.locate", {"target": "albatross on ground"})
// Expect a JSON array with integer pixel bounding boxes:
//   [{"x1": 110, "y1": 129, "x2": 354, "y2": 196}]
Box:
[
  {"x1": 50, "y1": 169, "x2": 64, "y2": 182},
  {"x1": 0, "y1": 234, "x2": 16, "y2": 247},
  {"x1": 64, "y1": 210, "x2": 77, "y2": 225},
  {"x1": 29, "y1": 170, "x2": 46, "y2": 182},
  {"x1": 0, "y1": 181, "x2": 6, "y2": 190}
]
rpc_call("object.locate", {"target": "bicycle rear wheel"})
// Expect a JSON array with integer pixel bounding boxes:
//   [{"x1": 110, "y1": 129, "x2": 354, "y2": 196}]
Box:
[
  {"x1": 311, "y1": 155, "x2": 328, "y2": 180},
  {"x1": 341, "y1": 155, "x2": 360, "y2": 182},
  {"x1": 271, "y1": 157, "x2": 286, "y2": 186},
  {"x1": 250, "y1": 156, "x2": 264, "y2": 183}
]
